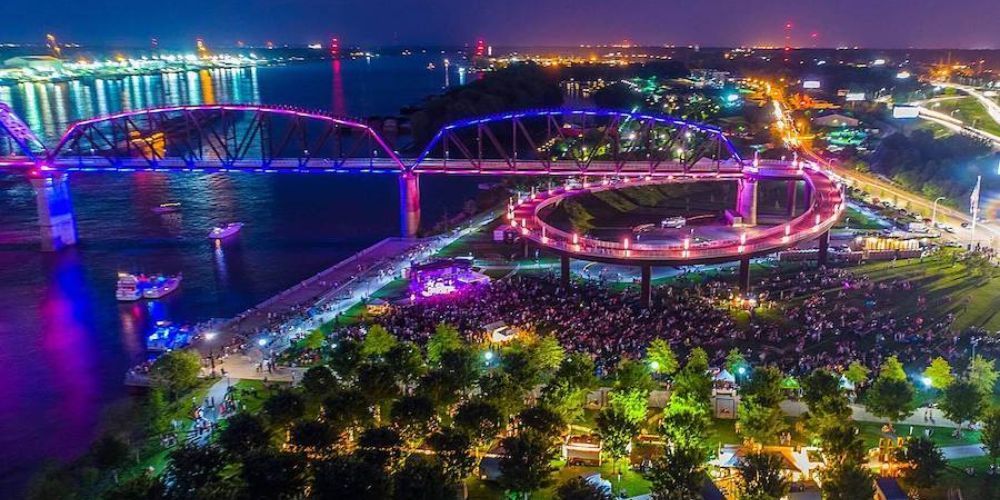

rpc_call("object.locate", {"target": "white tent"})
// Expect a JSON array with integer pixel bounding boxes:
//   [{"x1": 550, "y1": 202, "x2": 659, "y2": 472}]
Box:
[{"x1": 714, "y1": 368, "x2": 736, "y2": 383}]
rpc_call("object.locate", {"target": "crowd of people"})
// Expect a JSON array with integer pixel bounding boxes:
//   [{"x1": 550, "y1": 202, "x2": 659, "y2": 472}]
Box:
[{"x1": 343, "y1": 264, "x2": 993, "y2": 375}]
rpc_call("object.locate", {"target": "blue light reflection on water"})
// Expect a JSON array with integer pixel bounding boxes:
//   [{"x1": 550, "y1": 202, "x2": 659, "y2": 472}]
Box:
[{"x1": 0, "y1": 55, "x2": 476, "y2": 495}]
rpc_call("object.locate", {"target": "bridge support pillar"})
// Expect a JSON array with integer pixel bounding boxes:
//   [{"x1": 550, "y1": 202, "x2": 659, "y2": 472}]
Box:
[
  {"x1": 31, "y1": 173, "x2": 78, "y2": 252},
  {"x1": 738, "y1": 257, "x2": 751, "y2": 293},
  {"x1": 560, "y1": 254, "x2": 571, "y2": 288},
  {"x1": 818, "y1": 230, "x2": 830, "y2": 267},
  {"x1": 399, "y1": 172, "x2": 421, "y2": 238},
  {"x1": 639, "y1": 265, "x2": 652, "y2": 308},
  {"x1": 787, "y1": 180, "x2": 798, "y2": 217},
  {"x1": 736, "y1": 178, "x2": 758, "y2": 226},
  {"x1": 803, "y1": 182, "x2": 813, "y2": 210}
]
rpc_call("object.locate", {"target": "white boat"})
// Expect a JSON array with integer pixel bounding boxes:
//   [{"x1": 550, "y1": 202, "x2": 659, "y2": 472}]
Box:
[
  {"x1": 116, "y1": 273, "x2": 142, "y2": 301},
  {"x1": 142, "y1": 274, "x2": 182, "y2": 299},
  {"x1": 208, "y1": 223, "x2": 244, "y2": 240},
  {"x1": 152, "y1": 202, "x2": 181, "y2": 214}
]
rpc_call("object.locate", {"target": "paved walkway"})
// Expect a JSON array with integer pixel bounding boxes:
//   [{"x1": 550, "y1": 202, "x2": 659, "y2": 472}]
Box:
[{"x1": 781, "y1": 401, "x2": 962, "y2": 428}]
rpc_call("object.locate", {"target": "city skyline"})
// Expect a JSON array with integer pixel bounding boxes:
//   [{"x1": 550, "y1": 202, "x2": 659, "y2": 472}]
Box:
[{"x1": 1, "y1": 0, "x2": 998, "y2": 49}]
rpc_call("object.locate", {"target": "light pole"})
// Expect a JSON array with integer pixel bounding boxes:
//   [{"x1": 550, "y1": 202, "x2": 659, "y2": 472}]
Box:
[{"x1": 931, "y1": 197, "x2": 946, "y2": 226}]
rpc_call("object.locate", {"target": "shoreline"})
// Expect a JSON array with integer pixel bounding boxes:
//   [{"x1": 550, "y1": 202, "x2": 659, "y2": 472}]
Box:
[{"x1": 127, "y1": 208, "x2": 502, "y2": 386}]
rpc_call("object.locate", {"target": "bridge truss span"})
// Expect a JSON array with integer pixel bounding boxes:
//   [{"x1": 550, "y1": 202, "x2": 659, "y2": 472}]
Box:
[
  {"x1": 48, "y1": 105, "x2": 406, "y2": 173},
  {"x1": 412, "y1": 109, "x2": 744, "y2": 176}
]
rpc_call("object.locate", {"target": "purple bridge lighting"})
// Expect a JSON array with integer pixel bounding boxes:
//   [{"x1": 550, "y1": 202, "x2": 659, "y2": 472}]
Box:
[{"x1": 0, "y1": 103, "x2": 844, "y2": 294}]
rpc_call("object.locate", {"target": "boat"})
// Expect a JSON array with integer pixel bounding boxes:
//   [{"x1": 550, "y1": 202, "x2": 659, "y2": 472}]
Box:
[
  {"x1": 208, "y1": 222, "x2": 244, "y2": 240},
  {"x1": 152, "y1": 202, "x2": 181, "y2": 214},
  {"x1": 116, "y1": 273, "x2": 142, "y2": 301},
  {"x1": 426, "y1": 62, "x2": 436, "y2": 70},
  {"x1": 142, "y1": 274, "x2": 182, "y2": 299}
]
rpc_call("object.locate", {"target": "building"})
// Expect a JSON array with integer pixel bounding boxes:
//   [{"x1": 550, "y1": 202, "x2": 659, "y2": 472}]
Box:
[{"x1": 812, "y1": 112, "x2": 861, "y2": 128}]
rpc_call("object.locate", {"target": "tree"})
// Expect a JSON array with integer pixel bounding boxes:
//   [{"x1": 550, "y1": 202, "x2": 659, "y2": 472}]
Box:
[
  {"x1": 969, "y1": 355, "x2": 999, "y2": 397},
  {"x1": 427, "y1": 323, "x2": 464, "y2": 365},
  {"x1": 328, "y1": 338, "x2": 362, "y2": 380},
  {"x1": 843, "y1": 362, "x2": 870, "y2": 388},
  {"x1": 819, "y1": 422, "x2": 866, "y2": 466},
  {"x1": 427, "y1": 427, "x2": 477, "y2": 486},
  {"x1": 864, "y1": 377, "x2": 915, "y2": 428},
  {"x1": 981, "y1": 406, "x2": 1000, "y2": 467},
  {"x1": 802, "y1": 369, "x2": 850, "y2": 421},
  {"x1": 660, "y1": 395, "x2": 712, "y2": 455},
  {"x1": 303, "y1": 328, "x2": 325, "y2": 350},
  {"x1": 725, "y1": 348, "x2": 748, "y2": 377},
  {"x1": 646, "y1": 339, "x2": 680, "y2": 377},
  {"x1": 736, "y1": 452, "x2": 790, "y2": 500},
  {"x1": 819, "y1": 460, "x2": 875, "y2": 500},
  {"x1": 742, "y1": 365, "x2": 785, "y2": 409},
  {"x1": 498, "y1": 430, "x2": 559, "y2": 498},
  {"x1": 218, "y1": 412, "x2": 272, "y2": 458},
  {"x1": 940, "y1": 378, "x2": 985, "y2": 436},
  {"x1": 357, "y1": 361, "x2": 403, "y2": 414},
  {"x1": 323, "y1": 388, "x2": 372, "y2": 430},
  {"x1": 263, "y1": 389, "x2": 306, "y2": 427},
  {"x1": 613, "y1": 358, "x2": 657, "y2": 394},
  {"x1": 895, "y1": 437, "x2": 945, "y2": 489},
  {"x1": 301, "y1": 365, "x2": 338, "y2": 399},
  {"x1": 738, "y1": 399, "x2": 787, "y2": 446},
  {"x1": 555, "y1": 476, "x2": 612, "y2": 500},
  {"x1": 518, "y1": 405, "x2": 565, "y2": 439},
  {"x1": 923, "y1": 357, "x2": 955, "y2": 390},
  {"x1": 608, "y1": 388, "x2": 650, "y2": 425},
  {"x1": 313, "y1": 455, "x2": 390, "y2": 500},
  {"x1": 392, "y1": 455, "x2": 455, "y2": 500},
  {"x1": 541, "y1": 353, "x2": 596, "y2": 422},
  {"x1": 356, "y1": 426, "x2": 405, "y2": 472},
  {"x1": 239, "y1": 450, "x2": 309, "y2": 500},
  {"x1": 361, "y1": 324, "x2": 398, "y2": 358},
  {"x1": 480, "y1": 371, "x2": 527, "y2": 421},
  {"x1": 647, "y1": 445, "x2": 706, "y2": 500},
  {"x1": 672, "y1": 348, "x2": 712, "y2": 404},
  {"x1": 530, "y1": 335, "x2": 567, "y2": 375},
  {"x1": 391, "y1": 394, "x2": 437, "y2": 444},
  {"x1": 164, "y1": 444, "x2": 228, "y2": 497},
  {"x1": 878, "y1": 355, "x2": 907, "y2": 383},
  {"x1": 453, "y1": 399, "x2": 503, "y2": 457},
  {"x1": 149, "y1": 349, "x2": 201, "y2": 399},
  {"x1": 289, "y1": 420, "x2": 338, "y2": 455},
  {"x1": 386, "y1": 341, "x2": 427, "y2": 387},
  {"x1": 596, "y1": 407, "x2": 641, "y2": 478}
]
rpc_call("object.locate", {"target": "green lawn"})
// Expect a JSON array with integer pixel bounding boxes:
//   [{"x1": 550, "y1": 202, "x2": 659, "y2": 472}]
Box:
[
  {"x1": 856, "y1": 421, "x2": 982, "y2": 449},
  {"x1": 466, "y1": 460, "x2": 652, "y2": 499}
]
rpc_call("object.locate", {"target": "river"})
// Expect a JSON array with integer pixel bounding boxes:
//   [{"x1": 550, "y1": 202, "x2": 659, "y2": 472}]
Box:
[{"x1": 0, "y1": 54, "x2": 479, "y2": 495}]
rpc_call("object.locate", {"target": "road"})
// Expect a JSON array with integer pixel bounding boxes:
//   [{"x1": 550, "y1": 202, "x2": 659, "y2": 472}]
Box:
[{"x1": 768, "y1": 90, "x2": 998, "y2": 249}]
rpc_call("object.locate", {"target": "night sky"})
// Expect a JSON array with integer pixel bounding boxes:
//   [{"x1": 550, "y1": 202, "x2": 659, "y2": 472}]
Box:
[{"x1": 1, "y1": 0, "x2": 997, "y2": 49}]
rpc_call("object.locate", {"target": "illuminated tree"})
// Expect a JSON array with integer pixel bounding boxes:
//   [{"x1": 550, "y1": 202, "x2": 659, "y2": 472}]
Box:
[
  {"x1": 863, "y1": 377, "x2": 915, "y2": 429},
  {"x1": 981, "y1": 406, "x2": 1000, "y2": 467},
  {"x1": 725, "y1": 348, "x2": 748, "y2": 377},
  {"x1": 149, "y1": 349, "x2": 201, "y2": 399},
  {"x1": 922, "y1": 357, "x2": 954, "y2": 390},
  {"x1": 878, "y1": 356, "x2": 907, "y2": 383},
  {"x1": 969, "y1": 355, "x2": 999, "y2": 397},
  {"x1": 645, "y1": 339, "x2": 680, "y2": 377},
  {"x1": 360, "y1": 325, "x2": 398, "y2": 358},
  {"x1": 939, "y1": 378, "x2": 985, "y2": 436},
  {"x1": 843, "y1": 362, "x2": 870, "y2": 388},
  {"x1": 426, "y1": 323, "x2": 463, "y2": 365}
]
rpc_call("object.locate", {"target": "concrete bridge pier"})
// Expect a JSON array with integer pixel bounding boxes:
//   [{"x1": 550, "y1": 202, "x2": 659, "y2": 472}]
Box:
[
  {"x1": 736, "y1": 178, "x2": 758, "y2": 226},
  {"x1": 31, "y1": 173, "x2": 78, "y2": 251},
  {"x1": 787, "y1": 180, "x2": 798, "y2": 217},
  {"x1": 818, "y1": 230, "x2": 830, "y2": 267},
  {"x1": 399, "y1": 172, "x2": 421, "y2": 238},
  {"x1": 639, "y1": 265, "x2": 652, "y2": 308},
  {"x1": 560, "y1": 254, "x2": 571, "y2": 288},
  {"x1": 738, "y1": 257, "x2": 751, "y2": 293}
]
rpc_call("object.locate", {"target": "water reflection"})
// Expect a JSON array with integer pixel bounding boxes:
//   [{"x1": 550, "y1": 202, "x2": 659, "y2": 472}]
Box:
[{"x1": 0, "y1": 67, "x2": 261, "y2": 146}]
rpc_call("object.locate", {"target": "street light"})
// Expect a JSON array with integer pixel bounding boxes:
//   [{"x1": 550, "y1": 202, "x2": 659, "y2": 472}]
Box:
[{"x1": 931, "y1": 196, "x2": 946, "y2": 226}]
